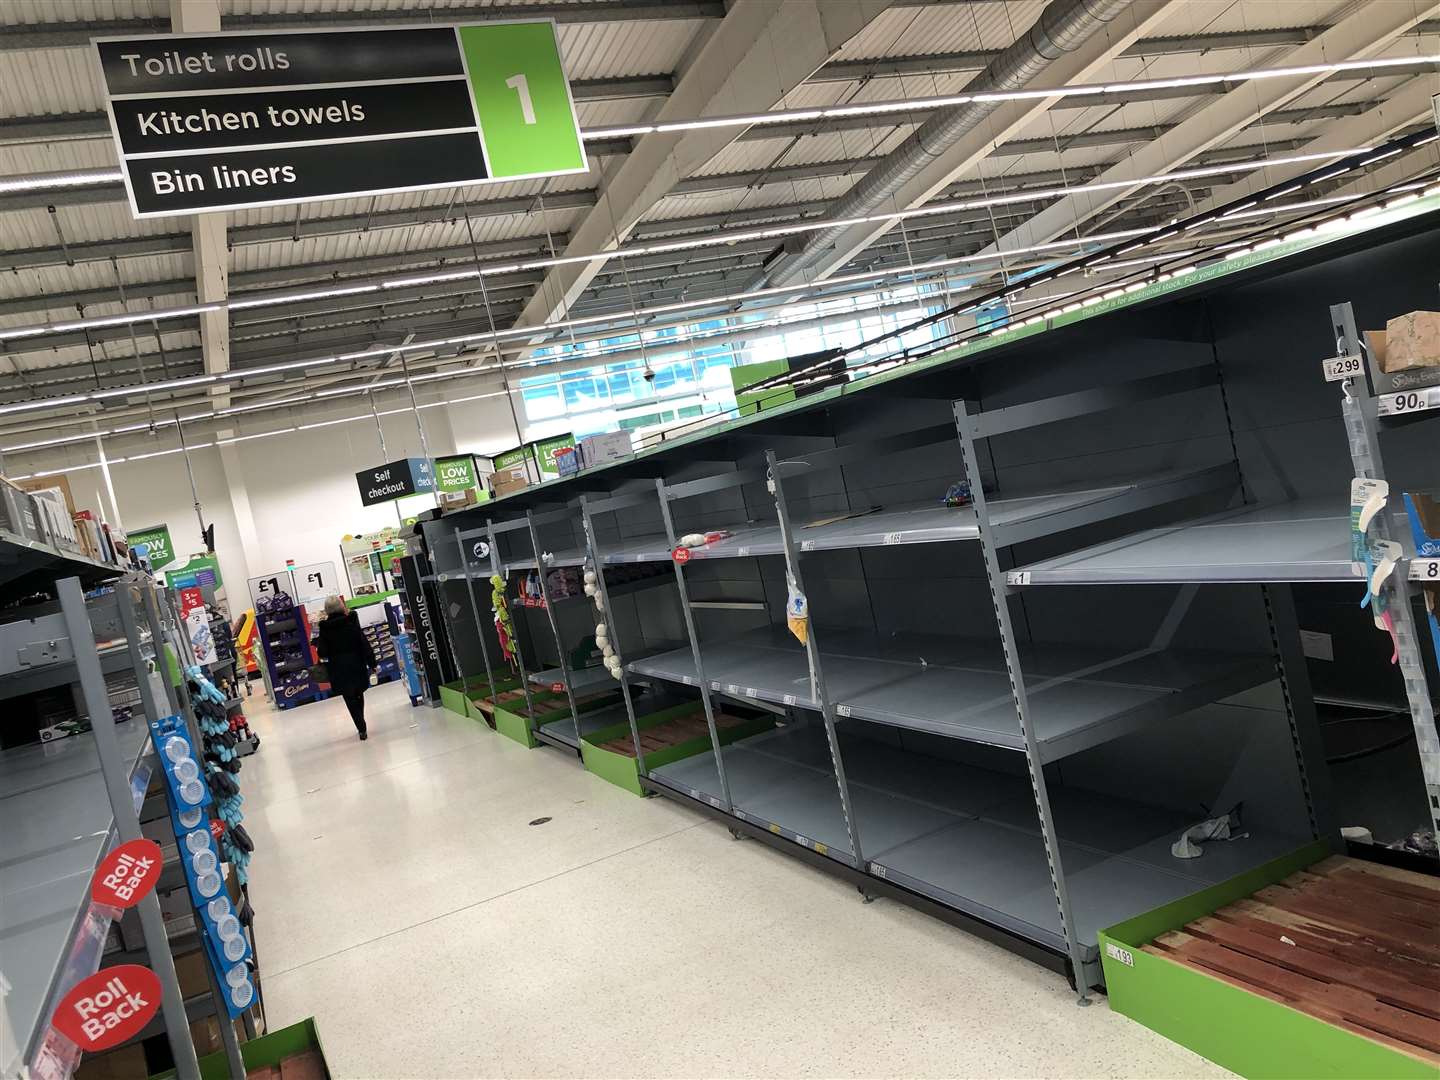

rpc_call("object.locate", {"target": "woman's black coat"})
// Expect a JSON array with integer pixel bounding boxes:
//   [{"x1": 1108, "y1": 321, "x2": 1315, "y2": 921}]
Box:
[{"x1": 315, "y1": 610, "x2": 376, "y2": 695}]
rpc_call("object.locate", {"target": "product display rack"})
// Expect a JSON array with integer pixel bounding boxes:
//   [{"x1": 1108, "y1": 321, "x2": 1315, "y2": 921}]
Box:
[
  {"x1": 362, "y1": 621, "x2": 403, "y2": 685},
  {"x1": 0, "y1": 559, "x2": 223, "y2": 1080},
  {"x1": 1328, "y1": 299, "x2": 1439, "y2": 837},
  {"x1": 255, "y1": 599, "x2": 325, "y2": 711}
]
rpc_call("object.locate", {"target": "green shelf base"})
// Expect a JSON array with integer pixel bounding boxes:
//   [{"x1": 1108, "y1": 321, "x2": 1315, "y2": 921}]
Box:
[
  {"x1": 582, "y1": 705, "x2": 775, "y2": 796},
  {"x1": 152, "y1": 1018, "x2": 329, "y2": 1079},
  {"x1": 1099, "y1": 840, "x2": 1436, "y2": 1079},
  {"x1": 492, "y1": 688, "x2": 623, "y2": 749}
]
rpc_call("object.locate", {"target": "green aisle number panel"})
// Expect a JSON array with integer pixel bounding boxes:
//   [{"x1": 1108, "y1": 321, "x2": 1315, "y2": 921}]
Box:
[{"x1": 460, "y1": 22, "x2": 586, "y2": 180}]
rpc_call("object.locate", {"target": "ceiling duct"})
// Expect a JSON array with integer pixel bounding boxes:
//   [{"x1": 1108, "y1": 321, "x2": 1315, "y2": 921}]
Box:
[{"x1": 761, "y1": 0, "x2": 1133, "y2": 288}]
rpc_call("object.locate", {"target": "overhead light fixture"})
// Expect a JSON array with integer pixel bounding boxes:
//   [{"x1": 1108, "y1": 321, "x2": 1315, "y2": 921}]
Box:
[
  {"x1": 0, "y1": 169, "x2": 121, "y2": 193},
  {"x1": 583, "y1": 54, "x2": 1439, "y2": 140}
]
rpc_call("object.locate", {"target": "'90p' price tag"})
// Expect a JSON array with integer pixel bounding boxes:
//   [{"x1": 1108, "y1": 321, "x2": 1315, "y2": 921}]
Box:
[{"x1": 1377, "y1": 388, "x2": 1439, "y2": 416}]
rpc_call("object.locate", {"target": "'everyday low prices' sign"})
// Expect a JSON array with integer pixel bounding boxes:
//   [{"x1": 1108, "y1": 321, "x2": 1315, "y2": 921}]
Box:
[
  {"x1": 435, "y1": 453, "x2": 481, "y2": 493},
  {"x1": 127, "y1": 523, "x2": 175, "y2": 568},
  {"x1": 93, "y1": 20, "x2": 587, "y2": 218}
]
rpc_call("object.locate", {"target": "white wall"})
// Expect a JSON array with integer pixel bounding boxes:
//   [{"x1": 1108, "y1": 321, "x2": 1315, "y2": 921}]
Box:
[{"x1": 7, "y1": 386, "x2": 529, "y2": 612}]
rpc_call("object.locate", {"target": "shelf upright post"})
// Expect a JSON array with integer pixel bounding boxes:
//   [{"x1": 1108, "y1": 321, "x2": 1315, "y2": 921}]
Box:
[
  {"x1": 56, "y1": 577, "x2": 203, "y2": 1080},
  {"x1": 765, "y1": 450, "x2": 866, "y2": 868},
  {"x1": 138, "y1": 579, "x2": 181, "y2": 715},
  {"x1": 655, "y1": 477, "x2": 734, "y2": 812},
  {"x1": 490, "y1": 520, "x2": 539, "y2": 731},
  {"x1": 160, "y1": 588, "x2": 207, "y2": 753},
  {"x1": 454, "y1": 526, "x2": 499, "y2": 709},
  {"x1": 952, "y1": 400, "x2": 1091, "y2": 1000},
  {"x1": 116, "y1": 579, "x2": 166, "y2": 725},
  {"x1": 1260, "y1": 583, "x2": 1340, "y2": 846},
  {"x1": 1330, "y1": 301, "x2": 1440, "y2": 838},
  {"x1": 526, "y1": 509, "x2": 582, "y2": 754},
  {"x1": 579, "y1": 495, "x2": 646, "y2": 772}
]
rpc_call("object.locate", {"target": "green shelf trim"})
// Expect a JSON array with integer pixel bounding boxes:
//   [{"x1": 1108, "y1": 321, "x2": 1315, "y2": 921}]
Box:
[
  {"x1": 152, "y1": 1018, "x2": 329, "y2": 1079},
  {"x1": 347, "y1": 590, "x2": 397, "y2": 609},
  {"x1": 581, "y1": 705, "x2": 776, "y2": 796}
]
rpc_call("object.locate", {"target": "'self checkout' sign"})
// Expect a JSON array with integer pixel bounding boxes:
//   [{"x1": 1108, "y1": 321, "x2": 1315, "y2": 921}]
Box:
[
  {"x1": 93, "y1": 21, "x2": 587, "y2": 218},
  {"x1": 356, "y1": 457, "x2": 434, "y2": 506}
]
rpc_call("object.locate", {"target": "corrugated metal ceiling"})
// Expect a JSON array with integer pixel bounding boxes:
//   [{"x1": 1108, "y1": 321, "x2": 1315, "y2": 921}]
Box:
[{"x1": 1, "y1": 0, "x2": 1435, "y2": 405}]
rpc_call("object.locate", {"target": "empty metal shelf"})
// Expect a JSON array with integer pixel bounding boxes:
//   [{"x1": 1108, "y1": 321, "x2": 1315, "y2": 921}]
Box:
[
  {"x1": 1010, "y1": 500, "x2": 1355, "y2": 585},
  {"x1": 629, "y1": 626, "x2": 1273, "y2": 761},
  {"x1": 597, "y1": 465, "x2": 1231, "y2": 565},
  {"x1": 651, "y1": 722, "x2": 1308, "y2": 962},
  {"x1": 500, "y1": 548, "x2": 588, "y2": 572},
  {"x1": 0, "y1": 720, "x2": 152, "y2": 1076}
]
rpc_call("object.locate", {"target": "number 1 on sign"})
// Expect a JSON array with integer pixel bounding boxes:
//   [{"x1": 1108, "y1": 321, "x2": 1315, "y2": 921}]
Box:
[{"x1": 506, "y1": 74, "x2": 537, "y2": 124}]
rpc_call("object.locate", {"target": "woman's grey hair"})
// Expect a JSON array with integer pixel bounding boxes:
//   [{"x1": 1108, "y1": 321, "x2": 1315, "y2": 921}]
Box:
[{"x1": 324, "y1": 595, "x2": 345, "y2": 617}]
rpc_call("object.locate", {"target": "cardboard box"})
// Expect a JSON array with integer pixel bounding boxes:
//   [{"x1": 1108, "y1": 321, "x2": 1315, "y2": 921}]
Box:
[
  {"x1": 490, "y1": 465, "x2": 530, "y2": 499},
  {"x1": 1364, "y1": 329, "x2": 1387, "y2": 369},
  {"x1": 174, "y1": 946, "x2": 213, "y2": 998},
  {"x1": 74, "y1": 1042, "x2": 149, "y2": 1080},
  {"x1": 578, "y1": 430, "x2": 633, "y2": 468},
  {"x1": 1406, "y1": 491, "x2": 1440, "y2": 558},
  {"x1": 1383, "y1": 310, "x2": 1440, "y2": 372},
  {"x1": 15, "y1": 474, "x2": 76, "y2": 516},
  {"x1": 437, "y1": 488, "x2": 479, "y2": 510}
]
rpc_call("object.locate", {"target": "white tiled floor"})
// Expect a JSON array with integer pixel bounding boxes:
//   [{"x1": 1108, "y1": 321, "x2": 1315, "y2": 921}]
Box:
[{"x1": 243, "y1": 682, "x2": 1228, "y2": 1079}]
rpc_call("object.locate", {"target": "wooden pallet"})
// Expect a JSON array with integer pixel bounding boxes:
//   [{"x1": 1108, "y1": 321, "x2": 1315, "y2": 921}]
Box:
[
  {"x1": 247, "y1": 1048, "x2": 326, "y2": 1080},
  {"x1": 595, "y1": 709, "x2": 748, "y2": 757},
  {"x1": 1147, "y1": 855, "x2": 1440, "y2": 1065}
]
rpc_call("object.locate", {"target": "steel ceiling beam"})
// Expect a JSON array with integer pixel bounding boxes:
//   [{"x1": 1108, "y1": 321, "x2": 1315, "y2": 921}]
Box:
[
  {"x1": 1, "y1": 2, "x2": 726, "y2": 49},
  {"x1": 0, "y1": 233, "x2": 568, "y2": 320},
  {"x1": 2, "y1": 192, "x2": 596, "y2": 271},
  {"x1": 979, "y1": 2, "x2": 1439, "y2": 258},
  {"x1": 812, "y1": 22, "x2": 1440, "y2": 82}
]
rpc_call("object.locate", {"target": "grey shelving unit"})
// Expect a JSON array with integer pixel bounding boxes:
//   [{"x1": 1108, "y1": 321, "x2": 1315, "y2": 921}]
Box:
[
  {"x1": 428, "y1": 237, "x2": 1440, "y2": 995},
  {"x1": 0, "y1": 558, "x2": 210, "y2": 1080}
]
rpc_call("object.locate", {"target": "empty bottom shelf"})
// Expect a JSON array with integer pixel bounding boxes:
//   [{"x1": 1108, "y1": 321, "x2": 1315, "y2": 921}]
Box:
[{"x1": 650, "y1": 723, "x2": 1309, "y2": 961}]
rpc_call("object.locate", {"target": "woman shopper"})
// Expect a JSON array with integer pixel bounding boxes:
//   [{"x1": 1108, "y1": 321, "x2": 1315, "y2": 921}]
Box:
[{"x1": 315, "y1": 596, "x2": 377, "y2": 740}]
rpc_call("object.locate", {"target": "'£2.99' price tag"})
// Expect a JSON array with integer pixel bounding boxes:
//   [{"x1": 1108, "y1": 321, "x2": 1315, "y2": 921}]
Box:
[{"x1": 1321, "y1": 354, "x2": 1364, "y2": 382}]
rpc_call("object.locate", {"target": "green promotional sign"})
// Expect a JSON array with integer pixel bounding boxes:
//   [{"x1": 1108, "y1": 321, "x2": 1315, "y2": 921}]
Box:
[
  {"x1": 493, "y1": 446, "x2": 529, "y2": 471},
  {"x1": 531, "y1": 434, "x2": 576, "y2": 480},
  {"x1": 129, "y1": 524, "x2": 176, "y2": 569},
  {"x1": 435, "y1": 454, "x2": 480, "y2": 493},
  {"x1": 459, "y1": 22, "x2": 586, "y2": 181}
]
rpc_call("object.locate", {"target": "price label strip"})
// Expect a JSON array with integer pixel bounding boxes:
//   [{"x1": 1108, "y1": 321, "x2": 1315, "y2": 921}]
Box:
[
  {"x1": 1322, "y1": 354, "x2": 1365, "y2": 382},
  {"x1": 1377, "y1": 386, "x2": 1440, "y2": 417},
  {"x1": 1411, "y1": 559, "x2": 1440, "y2": 582}
]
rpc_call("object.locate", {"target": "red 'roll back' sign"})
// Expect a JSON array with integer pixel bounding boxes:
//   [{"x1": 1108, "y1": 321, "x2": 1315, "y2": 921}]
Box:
[
  {"x1": 51, "y1": 966, "x2": 162, "y2": 1052},
  {"x1": 90, "y1": 838, "x2": 164, "y2": 910}
]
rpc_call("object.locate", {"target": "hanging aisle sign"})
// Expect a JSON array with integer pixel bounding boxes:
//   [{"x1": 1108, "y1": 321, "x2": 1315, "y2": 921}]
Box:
[{"x1": 92, "y1": 20, "x2": 587, "y2": 218}]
